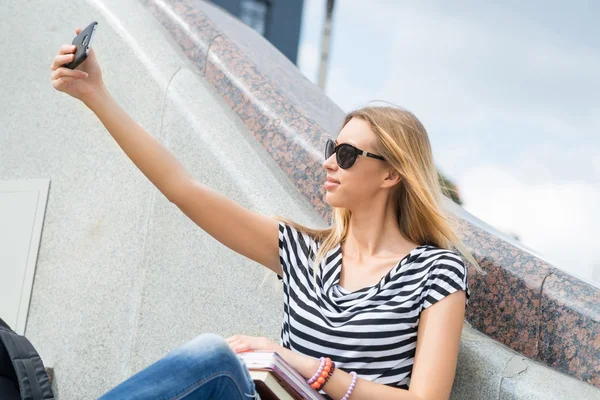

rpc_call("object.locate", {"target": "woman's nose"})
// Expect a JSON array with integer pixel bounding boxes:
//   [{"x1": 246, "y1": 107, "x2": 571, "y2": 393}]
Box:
[{"x1": 323, "y1": 153, "x2": 337, "y2": 170}]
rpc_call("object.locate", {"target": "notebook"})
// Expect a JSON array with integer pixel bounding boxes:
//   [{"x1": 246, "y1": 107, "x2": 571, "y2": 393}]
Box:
[{"x1": 238, "y1": 351, "x2": 326, "y2": 400}]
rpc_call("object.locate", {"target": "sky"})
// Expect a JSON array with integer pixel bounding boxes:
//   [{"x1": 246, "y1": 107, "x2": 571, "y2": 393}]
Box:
[{"x1": 296, "y1": 0, "x2": 600, "y2": 286}]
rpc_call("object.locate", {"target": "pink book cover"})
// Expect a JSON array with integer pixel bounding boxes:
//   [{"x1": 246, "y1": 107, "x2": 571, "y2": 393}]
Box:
[{"x1": 238, "y1": 351, "x2": 326, "y2": 400}]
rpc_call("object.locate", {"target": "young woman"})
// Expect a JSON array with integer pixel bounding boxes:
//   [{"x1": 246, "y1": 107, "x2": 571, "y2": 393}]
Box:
[{"x1": 51, "y1": 28, "x2": 476, "y2": 400}]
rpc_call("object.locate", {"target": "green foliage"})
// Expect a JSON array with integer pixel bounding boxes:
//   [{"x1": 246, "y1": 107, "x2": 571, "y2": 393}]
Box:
[{"x1": 438, "y1": 172, "x2": 462, "y2": 205}]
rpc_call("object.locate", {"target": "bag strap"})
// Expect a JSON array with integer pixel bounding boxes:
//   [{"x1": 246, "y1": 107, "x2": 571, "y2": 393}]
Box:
[
  {"x1": 0, "y1": 330, "x2": 54, "y2": 400},
  {"x1": 0, "y1": 317, "x2": 11, "y2": 331}
]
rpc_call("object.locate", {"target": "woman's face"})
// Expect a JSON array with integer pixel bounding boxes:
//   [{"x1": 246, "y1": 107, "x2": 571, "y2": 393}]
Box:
[{"x1": 323, "y1": 118, "x2": 391, "y2": 210}]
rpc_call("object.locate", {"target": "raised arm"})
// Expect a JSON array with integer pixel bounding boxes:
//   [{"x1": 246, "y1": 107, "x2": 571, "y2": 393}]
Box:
[{"x1": 50, "y1": 29, "x2": 281, "y2": 275}]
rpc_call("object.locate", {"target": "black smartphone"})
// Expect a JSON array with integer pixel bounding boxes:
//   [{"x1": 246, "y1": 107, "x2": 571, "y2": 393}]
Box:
[{"x1": 64, "y1": 21, "x2": 98, "y2": 70}]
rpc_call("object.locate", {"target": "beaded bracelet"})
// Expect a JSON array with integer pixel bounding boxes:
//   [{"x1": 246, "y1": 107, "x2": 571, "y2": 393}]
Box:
[
  {"x1": 341, "y1": 371, "x2": 358, "y2": 400},
  {"x1": 320, "y1": 360, "x2": 336, "y2": 389},
  {"x1": 307, "y1": 357, "x2": 327, "y2": 385},
  {"x1": 309, "y1": 357, "x2": 333, "y2": 390}
]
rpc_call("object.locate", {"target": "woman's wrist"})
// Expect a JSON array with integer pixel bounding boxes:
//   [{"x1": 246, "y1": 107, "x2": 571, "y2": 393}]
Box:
[
  {"x1": 276, "y1": 346, "x2": 321, "y2": 380},
  {"x1": 81, "y1": 84, "x2": 110, "y2": 110}
]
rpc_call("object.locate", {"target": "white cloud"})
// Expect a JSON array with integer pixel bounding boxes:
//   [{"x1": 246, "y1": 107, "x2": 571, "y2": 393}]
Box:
[
  {"x1": 325, "y1": 66, "x2": 375, "y2": 111},
  {"x1": 510, "y1": 143, "x2": 599, "y2": 184},
  {"x1": 432, "y1": 138, "x2": 483, "y2": 178},
  {"x1": 320, "y1": 0, "x2": 600, "y2": 140},
  {"x1": 460, "y1": 163, "x2": 600, "y2": 283},
  {"x1": 298, "y1": 42, "x2": 320, "y2": 83}
]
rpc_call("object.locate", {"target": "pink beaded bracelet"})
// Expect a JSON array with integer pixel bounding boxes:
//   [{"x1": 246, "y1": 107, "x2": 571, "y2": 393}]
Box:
[
  {"x1": 341, "y1": 371, "x2": 358, "y2": 400},
  {"x1": 307, "y1": 357, "x2": 326, "y2": 385}
]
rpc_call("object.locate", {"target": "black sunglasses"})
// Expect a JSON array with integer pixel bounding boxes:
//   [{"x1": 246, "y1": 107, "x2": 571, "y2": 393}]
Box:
[{"x1": 325, "y1": 139, "x2": 386, "y2": 169}]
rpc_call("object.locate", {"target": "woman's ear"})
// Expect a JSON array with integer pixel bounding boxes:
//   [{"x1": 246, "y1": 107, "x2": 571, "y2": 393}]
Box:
[{"x1": 382, "y1": 168, "x2": 402, "y2": 188}]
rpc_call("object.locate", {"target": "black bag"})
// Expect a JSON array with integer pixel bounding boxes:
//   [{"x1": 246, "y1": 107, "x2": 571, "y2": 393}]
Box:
[{"x1": 0, "y1": 318, "x2": 54, "y2": 400}]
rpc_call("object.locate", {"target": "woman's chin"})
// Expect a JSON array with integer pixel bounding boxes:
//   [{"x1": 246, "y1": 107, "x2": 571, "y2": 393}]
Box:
[{"x1": 324, "y1": 191, "x2": 344, "y2": 208}]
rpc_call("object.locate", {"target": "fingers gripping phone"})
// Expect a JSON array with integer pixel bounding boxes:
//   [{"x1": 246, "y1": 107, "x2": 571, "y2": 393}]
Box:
[{"x1": 64, "y1": 21, "x2": 98, "y2": 69}]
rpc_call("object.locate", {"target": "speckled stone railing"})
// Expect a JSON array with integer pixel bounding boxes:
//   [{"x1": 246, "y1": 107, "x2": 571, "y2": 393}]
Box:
[{"x1": 139, "y1": 0, "x2": 600, "y2": 388}]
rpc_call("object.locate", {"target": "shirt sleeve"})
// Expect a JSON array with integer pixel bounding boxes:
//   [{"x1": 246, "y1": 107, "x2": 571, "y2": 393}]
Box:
[
  {"x1": 422, "y1": 251, "x2": 470, "y2": 309},
  {"x1": 277, "y1": 222, "x2": 316, "y2": 283},
  {"x1": 277, "y1": 222, "x2": 289, "y2": 282}
]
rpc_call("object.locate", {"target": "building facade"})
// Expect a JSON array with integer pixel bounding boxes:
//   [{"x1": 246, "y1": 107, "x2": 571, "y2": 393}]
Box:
[{"x1": 209, "y1": 0, "x2": 304, "y2": 64}]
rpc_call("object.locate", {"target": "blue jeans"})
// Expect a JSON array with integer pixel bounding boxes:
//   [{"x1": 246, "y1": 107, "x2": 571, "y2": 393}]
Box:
[{"x1": 98, "y1": 333, "x2": 259, "y2": 400}]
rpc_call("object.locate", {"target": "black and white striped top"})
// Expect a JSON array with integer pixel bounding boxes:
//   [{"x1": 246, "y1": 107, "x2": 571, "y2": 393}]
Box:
[{"x1": 277, "y1": 222, "x2": 470, "y2": 390}]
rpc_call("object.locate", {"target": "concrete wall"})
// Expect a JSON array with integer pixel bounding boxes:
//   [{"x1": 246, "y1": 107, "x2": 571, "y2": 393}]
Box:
[
  {"x1": 453, "y1": 325, "x2": 600, "y2": 400},
  {"x1": 0, "y1": 0, "x2": 321, "y2": 398}
]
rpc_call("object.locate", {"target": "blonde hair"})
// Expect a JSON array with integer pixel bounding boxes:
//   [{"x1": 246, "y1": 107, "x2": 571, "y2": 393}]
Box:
[{"x1": 278, "y1": 105, "x2": 480, "y2": 276}]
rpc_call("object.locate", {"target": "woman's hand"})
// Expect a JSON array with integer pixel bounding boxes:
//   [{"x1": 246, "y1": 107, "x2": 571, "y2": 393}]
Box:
[
  {"x1": 227, "y1": 335, "x2": 321, "y2": 383},
  {"x1": 50, "y1": 28, "x2": 105, "y2": 102},
  {"x1": 226, "y1": 335, "x2": 280, "y2": 354}
]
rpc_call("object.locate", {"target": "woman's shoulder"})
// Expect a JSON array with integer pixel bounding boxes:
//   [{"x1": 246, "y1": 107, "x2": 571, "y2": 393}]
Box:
[
  {"x1": 414, "y1": 244, "x2": 464, "y2": 263},
  {"x1": 278, "y1": 220, "x2": 310, "y2": 241},
  {"x1": 278, "y1": 221, "x2": 323, "y2": 246},
  {"x1": 277, "y1": 221, "x2": 322, "y2": 261},
  {"x1": 410, "y1": 245, "x2": 467, "y2": 278},
  {"x1": 411, "y1": 245, "x2": 470, "y2": 303}
]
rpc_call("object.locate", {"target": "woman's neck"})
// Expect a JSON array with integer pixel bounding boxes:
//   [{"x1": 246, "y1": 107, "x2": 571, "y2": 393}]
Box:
[{"x1": 344, "y1": 196, "x2": 413, "y2": 261}]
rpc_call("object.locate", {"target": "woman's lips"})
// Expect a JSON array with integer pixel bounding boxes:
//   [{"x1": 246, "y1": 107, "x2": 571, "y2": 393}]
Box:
[{"x1": 325, "y1": 176, "x2": 340, "y2": 189}]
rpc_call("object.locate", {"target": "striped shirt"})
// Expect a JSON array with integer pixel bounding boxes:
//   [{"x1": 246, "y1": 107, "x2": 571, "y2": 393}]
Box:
[{"x1": 277, "y1": 222, "x2": 469, "y2": 391}]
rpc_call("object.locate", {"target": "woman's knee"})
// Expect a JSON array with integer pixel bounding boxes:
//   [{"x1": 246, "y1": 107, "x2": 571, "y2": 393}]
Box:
[
  {"x1": 171, "y1": 333, "x2": 237, "y2": 368},
  {"x1": 181, "y1": 333, "x2": 227, "y2": 352}
]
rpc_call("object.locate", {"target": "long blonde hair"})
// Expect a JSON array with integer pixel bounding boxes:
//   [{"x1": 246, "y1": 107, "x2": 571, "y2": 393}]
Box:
[{"x1": 278, "y1": 106, "x2": 480, "y2": 274}]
